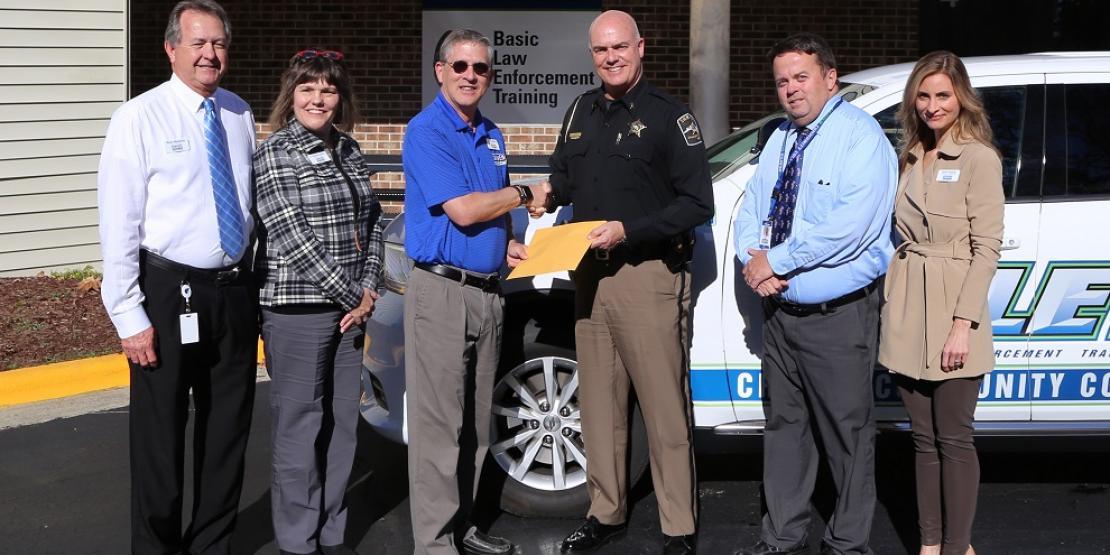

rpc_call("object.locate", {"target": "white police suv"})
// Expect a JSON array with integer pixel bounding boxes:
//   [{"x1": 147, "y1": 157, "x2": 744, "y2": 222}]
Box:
[{"x1": 360, "y1": 53, "x2": 1110, "y2": 517}]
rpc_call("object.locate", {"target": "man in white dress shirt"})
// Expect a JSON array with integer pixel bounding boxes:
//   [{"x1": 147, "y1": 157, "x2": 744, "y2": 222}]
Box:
[{"x1": 97, "y1": 2, "x2": 257, "y2": 553}]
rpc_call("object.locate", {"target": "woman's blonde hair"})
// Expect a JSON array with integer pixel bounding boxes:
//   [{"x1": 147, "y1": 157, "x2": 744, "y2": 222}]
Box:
[{"x1": 898, "y1": 50, "x2": 997, "y2": 170}]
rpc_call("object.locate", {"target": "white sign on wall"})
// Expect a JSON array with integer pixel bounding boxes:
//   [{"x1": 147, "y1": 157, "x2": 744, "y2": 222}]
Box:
[{"x1": 422, "y1": 10, "x2": 600, "y2": 124}]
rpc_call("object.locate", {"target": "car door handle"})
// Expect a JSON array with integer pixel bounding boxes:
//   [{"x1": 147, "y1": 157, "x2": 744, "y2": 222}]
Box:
[{"x1": 1001, "y1": 237, "x2": 1021, "y2": 251}]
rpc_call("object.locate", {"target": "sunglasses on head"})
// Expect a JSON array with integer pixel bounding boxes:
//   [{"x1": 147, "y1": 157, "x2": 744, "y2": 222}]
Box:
[
  {"x1": 292, "y1": 49, "x2": 344, "y2": 65},
  {"x1": 443, "y1": 60, "x2": 491, "y2": 76}
]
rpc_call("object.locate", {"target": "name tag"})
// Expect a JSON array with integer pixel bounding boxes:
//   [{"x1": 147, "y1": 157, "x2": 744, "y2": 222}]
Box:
[
  {"x1": 492, "y1": 152, "x2": 507, "y2": 166},
  {"x1": 307, "y1": 151, "x2": 331, "y2": 165},
  {"x1": 936, "y1": 169, "x2": 961, "y2": 182},
  {"x1": 487, "y1": 138, "x2": 501, "y2": 151},
  {"x1": 165, "y1": 139, "x2": 191, "y2": 154}
]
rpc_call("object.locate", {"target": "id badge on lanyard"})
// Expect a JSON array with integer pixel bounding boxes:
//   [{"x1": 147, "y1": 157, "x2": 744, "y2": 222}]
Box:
[
  {"x1": 180, "y1": 281, "x2": 199, "y2": 345},
  {"x1": 759, "y1": 222, "x2": 773, "y2": 249}
]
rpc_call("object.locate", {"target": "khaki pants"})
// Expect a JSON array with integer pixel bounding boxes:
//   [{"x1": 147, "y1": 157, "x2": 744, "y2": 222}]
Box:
[
  {"x1": 574, "y1": 256, "x2": 697, "y2": 536},
  {"x1": 404, "y1": 267, "x2": 503, "y2": 555}
]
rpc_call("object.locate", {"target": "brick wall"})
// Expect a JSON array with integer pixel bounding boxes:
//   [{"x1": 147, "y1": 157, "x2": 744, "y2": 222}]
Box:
[
  {"x1": 731, "y1": 0, "x2": 919, "y2": 125},
  {"x1": 131, "y1": 0, "x2": 919, "y2": 205},
  {"x1": 131, "y1": 0, "x2": 425, "y2": 124}
]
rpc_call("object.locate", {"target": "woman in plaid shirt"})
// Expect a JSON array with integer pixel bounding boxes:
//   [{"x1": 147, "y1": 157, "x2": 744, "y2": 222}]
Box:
[{"x1": 253, "y1": 49, "x2": 384, "y2": 555}]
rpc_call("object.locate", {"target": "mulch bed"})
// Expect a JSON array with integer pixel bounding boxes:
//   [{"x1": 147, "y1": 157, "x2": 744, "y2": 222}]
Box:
[{"x1": 0, "y1": 276, "x2": 120, "y2": 371}]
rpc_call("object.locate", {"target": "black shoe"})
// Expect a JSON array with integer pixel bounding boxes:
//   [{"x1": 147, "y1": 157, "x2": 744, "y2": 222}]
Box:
[
  {"x1": 462, "y1": 527, "x2": 515, "y2": 555},
  {"x1": 560, "y1": 516, "x2": 628, "y2": 552},
  {"x1": 664, "y1": 534, "x2": 697, "y2": 554},
  {"x1": 320, "y1": 545, "x2": 358, "y2": 555},
  {"x1": 734, "y1": 540, "x2": 809, "y2": 555}
]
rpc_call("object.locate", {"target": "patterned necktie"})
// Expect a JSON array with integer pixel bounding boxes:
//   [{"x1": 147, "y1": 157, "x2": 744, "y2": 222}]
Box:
[
  {"x1": 769, "y1": 127, "x2": 811, "y2": 247},
  {"x1": 202, "y1": 98, "x2": 246, "y2": 260}
]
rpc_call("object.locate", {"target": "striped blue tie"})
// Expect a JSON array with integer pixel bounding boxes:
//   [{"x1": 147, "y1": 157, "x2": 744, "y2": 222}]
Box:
[{"x1": 202, "y1": 98, "x2": 246, "y2": 260}]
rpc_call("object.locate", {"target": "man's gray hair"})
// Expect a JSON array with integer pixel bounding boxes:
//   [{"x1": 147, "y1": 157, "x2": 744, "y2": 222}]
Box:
[
  {"x1": 164, "y1": 0, "x2": 232, "y2": 46},
  {"x1": 436, "y1": 29, "x2": 493, "y2": 64}
]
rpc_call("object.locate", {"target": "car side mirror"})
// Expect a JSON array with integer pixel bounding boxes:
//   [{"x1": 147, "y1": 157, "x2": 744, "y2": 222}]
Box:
[{"x1": 750, "y1": 117, "x2": 788, "y2": 162}]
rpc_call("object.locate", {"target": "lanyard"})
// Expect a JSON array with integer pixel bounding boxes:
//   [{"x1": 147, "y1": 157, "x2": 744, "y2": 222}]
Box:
[{"x1": 766, "y1": 97, "x2": 844, "y2": 220}]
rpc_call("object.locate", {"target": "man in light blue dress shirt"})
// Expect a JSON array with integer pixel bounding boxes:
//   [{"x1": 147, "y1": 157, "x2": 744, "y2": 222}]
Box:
[{"x1": 733, "y1": 33, "x2": 896, "y2": 555}]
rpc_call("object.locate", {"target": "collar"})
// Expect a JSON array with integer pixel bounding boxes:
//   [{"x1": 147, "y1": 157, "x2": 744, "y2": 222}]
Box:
[
  {"x1": 281, "y1": 117, "x2": 349, "y2": 154},
  {"x1": 168, "y1": 73, "x2": 217, "y2": 114},
  {"x1": 434, "y1": 92, "x2": 488, "y2": 136},
  {"x1": 908, "y1": 131, "x2": 969, "y2": 161},
  {"x1": 591, "y1": 79, "x2": 650, "y2": 113},
  {"x1": 936, "y1": 132, "x2": 968, "y2": 158}
]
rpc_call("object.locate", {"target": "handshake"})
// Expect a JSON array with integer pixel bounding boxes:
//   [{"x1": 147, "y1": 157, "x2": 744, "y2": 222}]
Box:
[{"x1": 516, "y1": 181, "x2": 554, "y2": 218}]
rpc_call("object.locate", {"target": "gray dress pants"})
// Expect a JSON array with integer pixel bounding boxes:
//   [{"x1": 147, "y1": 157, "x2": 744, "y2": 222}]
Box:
[
  {"x1": 404, "y1": 268, "x2": 503, "y2": 555},
  {"x1": 760, "y1": 287, "x2": 880, "y2": 555},
  {"x1": 262, "y1": 307, "x2": 364, "y2": 554}
]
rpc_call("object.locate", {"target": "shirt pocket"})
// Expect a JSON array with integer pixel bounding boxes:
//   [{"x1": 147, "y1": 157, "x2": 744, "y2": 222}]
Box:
[
  {"x1": 612, "y1": 137, "x2": 654, "y2": 163},
  {"x1": 295, "y1": 166, "x2": 344, "y2": 219},
  {"x1": 610, "y1": 139, "x2": 656, "y2": 190},
  {"x1": 801, "y1": 176, "x2": 836, "y2": 224}
]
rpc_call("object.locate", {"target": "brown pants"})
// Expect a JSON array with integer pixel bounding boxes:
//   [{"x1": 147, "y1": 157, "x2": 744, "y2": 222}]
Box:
[
  {"x1": 896, "y1": 375, "x2": 982, "y2": 555},
  {"x1": 574, "y1": 256, "x2": 697, "y2": 536}
]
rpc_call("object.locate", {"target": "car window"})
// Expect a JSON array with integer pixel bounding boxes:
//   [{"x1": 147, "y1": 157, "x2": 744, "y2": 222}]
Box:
[
  {"x1": 1044, "y1": 83, "x2": 1110, "y2": 198},
  {"x1": 870, "y1": 85, "x2": 1032, "y2": 200}
]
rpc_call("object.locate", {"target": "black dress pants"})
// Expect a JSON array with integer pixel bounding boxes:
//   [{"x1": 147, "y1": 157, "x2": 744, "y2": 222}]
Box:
[{"x1": 130, "y1": 253, "x2": 258, "y2": 555}]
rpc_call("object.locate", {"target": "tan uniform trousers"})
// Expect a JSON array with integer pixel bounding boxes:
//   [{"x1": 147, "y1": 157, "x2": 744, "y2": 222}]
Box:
[
  {"x1": 404, "y1": 267, "x2": 503, "y2": 554},
  {"x1": 574, "y1": 255, "x2": 697, "y2": 536}
]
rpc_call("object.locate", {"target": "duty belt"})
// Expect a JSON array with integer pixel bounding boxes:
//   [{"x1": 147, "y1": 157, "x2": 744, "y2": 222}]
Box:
[{"x1": 415, "y1": 262, "x2": 499, "y2": 293}]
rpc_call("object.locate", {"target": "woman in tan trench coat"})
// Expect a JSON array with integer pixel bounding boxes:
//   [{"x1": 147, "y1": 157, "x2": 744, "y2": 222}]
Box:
[{"x1": 878, "y1": 51, "x2": 1004, "y2": 555}]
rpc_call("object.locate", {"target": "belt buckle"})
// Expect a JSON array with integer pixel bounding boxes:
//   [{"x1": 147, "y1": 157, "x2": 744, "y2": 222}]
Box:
[
  {"x1": 593, "y1": 248, "x2": 609, "y2": 261},
  {"x1": 216, "y1": 267, "x2": 239, "y2": 284},
  {"x1": 483, "y1": 276, "x2": 499, "y2": 292}
]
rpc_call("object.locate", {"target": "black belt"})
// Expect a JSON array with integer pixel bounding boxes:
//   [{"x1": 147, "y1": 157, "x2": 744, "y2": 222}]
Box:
[
  {"x1": 415, "y1": 262, "x2": 499, "y2": 293},
  {"x1": 141, "y1": 250, "x2": 245, "y2": 285},
  {"x1": 772, "y1": 279, "x2": 880, "y2": 316},
  {"x1": 590, "y1": 240, "x2": 671, "y2": 262}
]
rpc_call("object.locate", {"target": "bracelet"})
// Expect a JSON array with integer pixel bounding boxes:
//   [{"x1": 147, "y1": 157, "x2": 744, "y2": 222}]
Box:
[{"x1": 512, "y1": 184, "x2": 533, "y2": 206}]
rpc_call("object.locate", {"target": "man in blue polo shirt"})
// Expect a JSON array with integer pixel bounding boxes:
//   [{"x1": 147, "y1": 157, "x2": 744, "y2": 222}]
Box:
[{"x1": 401, "y1": 28, "x2": 546, "y2": 555}]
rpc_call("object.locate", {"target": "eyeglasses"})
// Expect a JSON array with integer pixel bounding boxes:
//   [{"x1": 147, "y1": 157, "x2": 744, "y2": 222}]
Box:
[
  {"x1": 443, "y1": 60, "x2": 491, "y2": 77},
  {"x1": 291, "y1": 49, "x2": 344, "y2": 65}
]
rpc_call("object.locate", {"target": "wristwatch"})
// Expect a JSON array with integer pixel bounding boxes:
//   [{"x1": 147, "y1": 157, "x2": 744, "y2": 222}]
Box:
[{"x1": 512, "y1": 184, "x2": 533, "y2": 206}]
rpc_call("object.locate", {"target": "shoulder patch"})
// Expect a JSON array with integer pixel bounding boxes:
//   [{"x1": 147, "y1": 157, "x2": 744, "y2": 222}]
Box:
[{"x1": 676, "y1": 113, "x2": 702, "y2": 146}]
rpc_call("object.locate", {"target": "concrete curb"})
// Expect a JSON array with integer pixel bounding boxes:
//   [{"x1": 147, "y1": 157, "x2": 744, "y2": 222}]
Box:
[
  {"x1": 0, "y1": 353, "x2": 129, "y2": 408},
  {"x1": 0, "y1": 341, "x2": 267, "y2": 409}
]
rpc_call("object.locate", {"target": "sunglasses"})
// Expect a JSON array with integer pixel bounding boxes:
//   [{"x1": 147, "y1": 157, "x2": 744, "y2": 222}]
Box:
[
  {"x1": 443, "y1": 60, "x2": 491, "y2": 77},
  {"x1": 291, "y1": 49, "x2": 344, "y2": 65}
]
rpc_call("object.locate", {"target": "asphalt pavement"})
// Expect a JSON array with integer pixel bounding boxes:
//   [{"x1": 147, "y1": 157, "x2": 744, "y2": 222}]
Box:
[{"x1": 1, "y1": 383, "x2": 1109, "y2": 554}]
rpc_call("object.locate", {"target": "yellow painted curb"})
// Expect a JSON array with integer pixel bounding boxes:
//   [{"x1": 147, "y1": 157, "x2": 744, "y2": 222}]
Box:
[
  {"x1": 0, "y1": 340, "x2": 266, "y2": 409},
  {"x1": 0, "y1": 353, "x2": 129, "y2": 408}
]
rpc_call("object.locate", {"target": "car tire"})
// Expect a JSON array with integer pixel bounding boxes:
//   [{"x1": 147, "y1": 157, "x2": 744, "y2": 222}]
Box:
[{"x1": 490, "y1": 341, "x2": 650, "y2": 518}]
